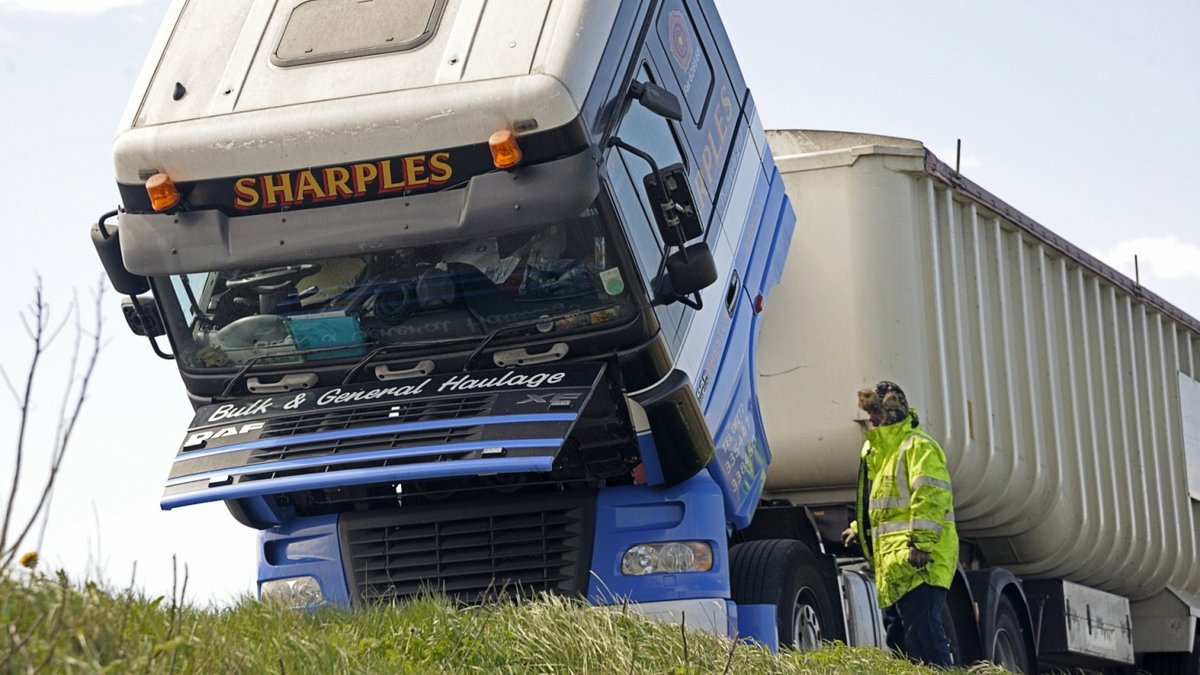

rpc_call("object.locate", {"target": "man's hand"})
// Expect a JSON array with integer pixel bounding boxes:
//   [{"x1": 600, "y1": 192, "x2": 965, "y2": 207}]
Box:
[
  {"x1": 841, "y1": 527, "x2": 857, "y2": 547},
  {"x1": 908, "y1": 546, "x2": 930, "y2": 568}
]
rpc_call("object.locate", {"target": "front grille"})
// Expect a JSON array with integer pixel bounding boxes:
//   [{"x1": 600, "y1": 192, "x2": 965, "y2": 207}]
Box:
[
  {"x1": 339, "y1": 491, "x2": 596, "y2": 605},
  {"x1": 249, "y1": 427, "x2": 477, "y2": 465},
  {"x1": 249, "y1": 394, "x2": 495, "y2": 465},
  {"x1": 260, "y1": 394, "x2": 496, "y2": 438}
]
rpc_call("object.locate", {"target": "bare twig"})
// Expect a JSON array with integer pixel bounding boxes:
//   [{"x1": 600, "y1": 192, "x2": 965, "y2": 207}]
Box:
[
  {"x1": 1, "y1": 278, "x2": 49, "y2": 559},
  {"x1": 36, "y1": 290, "x2": 83, "y2": 552},
  {"x1": 1, "y1": 279, "x2": 104, "y2": 568},
  {"x1": 168, "y1": 555, "x2": 179, "y2": 632},
  {"x1": 0, "y1": 364, "x2": 20, "y2": 406},
  {"x1": 680, "y1": 612, "x2": 689, "y2": 674},
  {"x1": 167, "y1": 561, "x2": 188, "y2": 675}
]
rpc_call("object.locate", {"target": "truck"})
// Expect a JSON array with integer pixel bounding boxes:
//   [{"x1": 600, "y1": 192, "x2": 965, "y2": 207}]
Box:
[{"x1": 89, "y1": 1, "x2": 1199, "y2": 672}]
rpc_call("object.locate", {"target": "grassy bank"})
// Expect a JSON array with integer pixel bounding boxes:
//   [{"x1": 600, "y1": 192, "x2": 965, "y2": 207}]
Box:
[{"x1": 1, "y1": 572, "x2": 1007, "y2": 674}]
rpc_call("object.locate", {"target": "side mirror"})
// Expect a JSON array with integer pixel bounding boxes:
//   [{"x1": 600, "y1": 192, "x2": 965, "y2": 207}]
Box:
[
  {"x1": 122, "y1": 295, "x2": 166, "y2": 337},
  {"x1": 629, "y1": 80, "x2": 683, "y2": 122},
  {"x1": 655, "y1": 242, "x2": 717, "y2": 309},
  {"x1": 91, "y1": 213, "x2": 150, "y2": 296},
  {"x1": 643, "y1": 163, "x2": 703, "y2": 245}
]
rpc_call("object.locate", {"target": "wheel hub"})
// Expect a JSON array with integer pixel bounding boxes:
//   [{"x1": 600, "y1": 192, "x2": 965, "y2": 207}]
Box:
[{"x1": 793, "y1": 590, "x2": 823, "y2": 650}]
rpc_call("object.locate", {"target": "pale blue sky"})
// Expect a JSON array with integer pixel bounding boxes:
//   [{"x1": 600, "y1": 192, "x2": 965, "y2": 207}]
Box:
[{"x1": 1, "y1": 0, "x2": 1197, "y2": 603}]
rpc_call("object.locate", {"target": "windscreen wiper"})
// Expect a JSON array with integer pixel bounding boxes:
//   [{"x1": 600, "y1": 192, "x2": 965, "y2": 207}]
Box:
[{"x1": 461, "y1": 304, "x2": 617, "y2": 372}]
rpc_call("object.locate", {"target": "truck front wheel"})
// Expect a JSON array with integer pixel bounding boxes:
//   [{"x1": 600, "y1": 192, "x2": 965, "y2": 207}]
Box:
[{"x1": 730, "y1": 539, "x2": 839, "y2": 650}]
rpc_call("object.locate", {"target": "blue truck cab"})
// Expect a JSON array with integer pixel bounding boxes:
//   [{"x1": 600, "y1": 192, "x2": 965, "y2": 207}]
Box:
[{"x1": 92, "y1": 0, "x2": 797, "y2": 648}]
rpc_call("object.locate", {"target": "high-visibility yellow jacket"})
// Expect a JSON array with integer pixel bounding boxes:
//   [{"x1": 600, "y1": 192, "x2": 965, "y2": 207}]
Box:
[{"x1": 852, "y1": 412, "x2": 958, "y2": 608}]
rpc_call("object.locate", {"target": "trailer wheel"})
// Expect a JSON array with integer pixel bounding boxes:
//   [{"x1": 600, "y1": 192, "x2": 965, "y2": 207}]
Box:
[
  {"x1": 989, "y1": 595, "x2": 1034, "y2": 674},
  {"x1": 729, "y1": 540, "x2": 839, "y2": 650}
]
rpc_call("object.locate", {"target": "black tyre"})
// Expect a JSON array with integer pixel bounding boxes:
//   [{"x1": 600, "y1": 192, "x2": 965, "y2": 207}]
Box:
[
  {"x1": 729, "y1": 539, "x2": 840, "y2": 650},
  {"x1": 989, "y1": 594, "x2": 1035, "y2": 674}
]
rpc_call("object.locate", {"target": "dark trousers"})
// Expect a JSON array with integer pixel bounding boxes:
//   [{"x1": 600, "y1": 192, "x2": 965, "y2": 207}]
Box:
[{"x1": 894, "y1": 583, "x2": 953, "y2": 668}]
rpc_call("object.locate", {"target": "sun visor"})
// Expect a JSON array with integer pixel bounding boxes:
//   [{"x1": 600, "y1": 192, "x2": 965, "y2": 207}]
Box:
[
  {"x1": 119, "y1": 149, "x2": 600, "y2": 276},
  {"x1": 161, "y1": 363, "x2": 606, "y2": 510}
]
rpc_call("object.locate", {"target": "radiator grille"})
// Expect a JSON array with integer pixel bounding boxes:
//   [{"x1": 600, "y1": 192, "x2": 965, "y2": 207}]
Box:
[
  {"x1": 250, "y1": 394, "x2": 494, "y2": 464},
  {"x1": 340, "y1": 492, "x2": 595, "y2": 604},
  {"x1": 260, "y1": 393, "x2": 495, "y2": 438}
]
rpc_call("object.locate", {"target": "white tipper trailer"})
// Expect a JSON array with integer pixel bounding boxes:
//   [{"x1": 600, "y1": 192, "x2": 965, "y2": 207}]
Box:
[
  {"x1": 87, "y1": 0, "x2": 1200, "y2": 670},
  {"x1": 755, "y1": 129, "x2": 1200, "y2": 673}
]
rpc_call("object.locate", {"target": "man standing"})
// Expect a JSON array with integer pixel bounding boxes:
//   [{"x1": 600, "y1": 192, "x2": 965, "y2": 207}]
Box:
[{"x1": 841, "y1": 381, "x2": 958, "y2": 668}]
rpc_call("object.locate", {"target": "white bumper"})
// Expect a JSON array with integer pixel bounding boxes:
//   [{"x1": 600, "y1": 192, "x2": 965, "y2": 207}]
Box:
[{"x1": 625, "y1": 598, "x2": 732, "y2": 637}]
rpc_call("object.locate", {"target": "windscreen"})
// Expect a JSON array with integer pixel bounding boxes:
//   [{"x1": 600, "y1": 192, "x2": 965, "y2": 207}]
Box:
[{"x1": 158, "y1": 202, "x2": 637, "y2": 370}]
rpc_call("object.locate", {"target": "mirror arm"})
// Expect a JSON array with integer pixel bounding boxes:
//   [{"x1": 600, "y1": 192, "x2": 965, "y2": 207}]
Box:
[
  {"x1": 97, "y1": 209, "x2": 119, "y2": 238},
  {"x1": 147, "y1": 336, "x2": 175, "y2": 361},
  {"x1": 677, "y1": 292, "x2": 703, "y2": 311},
  {"x1": 607, "y1": 137, "x2": 688, "y2": 253},
  {"x1": 128, "y1": 294, "x2": 175, "y2": 361}
]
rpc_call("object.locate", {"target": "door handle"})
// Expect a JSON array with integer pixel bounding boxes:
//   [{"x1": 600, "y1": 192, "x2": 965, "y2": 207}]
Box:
[{"x1": 725, "y1": 272, "x2": 741, "y2": 314}]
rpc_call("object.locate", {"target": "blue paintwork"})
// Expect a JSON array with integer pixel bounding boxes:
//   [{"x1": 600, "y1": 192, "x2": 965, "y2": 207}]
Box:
[
  {"x1": 257, "y1": 514, "x2": 351, "y2": 608},
  {"x1": 737, "y1": 604, "x2": 779, "y2": 652},
  {"x1": 162, "y1": 456, "x2": 554, "y2": 509},
  {"x1": 587, "y1": 472, "x2": 730, "y2": 605},
  {"x1": 636, "y1": 430, "x2": 667, "y2": 486},
  {"x1": 166, "y1": 437, "x2": 562, "y2": 487},
  {"x1": 697, "y1": 119, "x2": 796, "y2": 529},
  {"x1": 175, "y1": 413, "x2": 577, "y2": 462}
]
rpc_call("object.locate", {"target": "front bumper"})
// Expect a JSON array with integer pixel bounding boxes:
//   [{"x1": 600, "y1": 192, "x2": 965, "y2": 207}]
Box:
[{"x1": 622, "y1": 598, "x2": 734, "y2": 637}]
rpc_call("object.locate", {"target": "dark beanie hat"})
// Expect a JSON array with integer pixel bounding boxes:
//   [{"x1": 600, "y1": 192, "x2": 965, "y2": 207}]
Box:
[{"x1": 857, "y1": 381, "x2": 910, "y2": 426}]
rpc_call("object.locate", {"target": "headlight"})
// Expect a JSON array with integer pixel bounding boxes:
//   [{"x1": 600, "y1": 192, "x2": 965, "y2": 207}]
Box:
[
  {"x1": 621, "y1": 541, "x2": 713, "y2": 575},
  {"x1": 260, "y1": 576, "x2": 324, "y2": 607}
]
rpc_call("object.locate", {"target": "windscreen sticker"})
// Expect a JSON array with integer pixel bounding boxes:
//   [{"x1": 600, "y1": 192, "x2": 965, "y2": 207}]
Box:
[{"x1": 600, "y1": 267, "x2": 625, "y2": 296}]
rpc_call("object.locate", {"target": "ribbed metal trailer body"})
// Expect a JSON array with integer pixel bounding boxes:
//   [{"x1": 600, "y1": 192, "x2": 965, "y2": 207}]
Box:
[{"x1": 757, "y1": 129, "x2": 1200, "y2": 653}]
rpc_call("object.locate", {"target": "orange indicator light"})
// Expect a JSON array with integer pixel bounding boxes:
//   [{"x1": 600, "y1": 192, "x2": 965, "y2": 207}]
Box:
[
  {"x1": 146, "y1": 173, "x2": 182, "y2": 212},
  {"x1": 489, "y1": 129, "x2": 523, "y2": 170}
]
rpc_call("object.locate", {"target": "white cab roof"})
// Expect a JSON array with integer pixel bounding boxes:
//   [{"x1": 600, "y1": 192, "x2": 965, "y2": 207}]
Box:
[{"x1": 114, "y1": 0, "x2": 619, "y2": 183}]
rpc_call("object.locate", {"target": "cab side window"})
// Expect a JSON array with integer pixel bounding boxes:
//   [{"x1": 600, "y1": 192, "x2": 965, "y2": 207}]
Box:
[{"x1": 608, "y1": 64, "x2": 690, "y2": 353}]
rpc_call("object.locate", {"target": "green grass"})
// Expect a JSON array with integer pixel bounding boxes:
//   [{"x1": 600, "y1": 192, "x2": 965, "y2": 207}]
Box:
[{"x1": 1, "y1": 571, "x2": 1009, "y2": 674}]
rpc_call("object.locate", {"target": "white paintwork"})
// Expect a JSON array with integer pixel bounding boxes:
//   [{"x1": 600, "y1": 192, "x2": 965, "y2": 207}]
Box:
[
  {"x1": 1181, "y1": 372, "x2": 1200, "y2": 501},
  {"x1": 757, "y1": 130, "x2": 1200, "y2": 604},
  {"x1": 113, "y1": 0, "x2": 620, "y2": 183},
  {"x1": 1130, "y1": 586, "x2": 1200, "y2": 653},
  {"x1": 622, "y1": 597, "x2": 730, "y2": 637}
]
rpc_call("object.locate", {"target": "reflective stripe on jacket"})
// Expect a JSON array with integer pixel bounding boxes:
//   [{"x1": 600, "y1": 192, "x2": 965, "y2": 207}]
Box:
[{"x1": 855, "y1": 412, "x2": 958, "y2": 608}]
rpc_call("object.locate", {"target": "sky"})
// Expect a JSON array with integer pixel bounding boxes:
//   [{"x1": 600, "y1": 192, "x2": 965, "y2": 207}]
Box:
[{"x1": 0, "y1": 0, "x2": 1197, "y2": 605}]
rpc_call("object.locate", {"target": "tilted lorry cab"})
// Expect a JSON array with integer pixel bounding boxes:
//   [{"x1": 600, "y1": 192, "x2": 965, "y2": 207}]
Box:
[
  {"x1": 94, "y1": 1, "x2": 1200, "y2": 672},
  {"x1": 94, "y1": 0, "x2": 794, "y2": 642}
]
